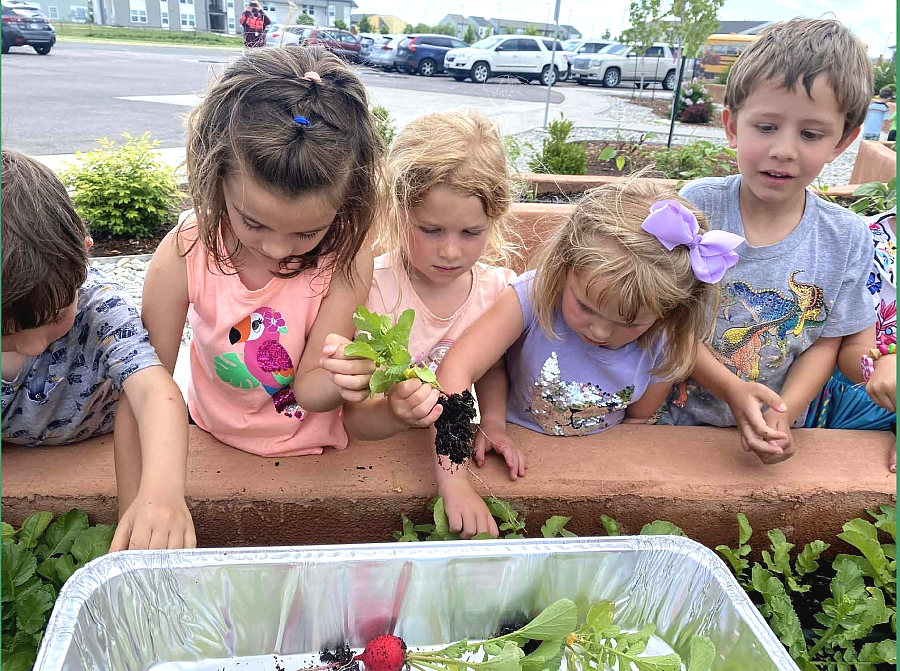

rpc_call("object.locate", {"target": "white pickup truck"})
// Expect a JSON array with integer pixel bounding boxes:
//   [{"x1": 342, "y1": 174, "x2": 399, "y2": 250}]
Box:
[{"x1": 571, "y1": 43, "x2": 695, "y2": 90}]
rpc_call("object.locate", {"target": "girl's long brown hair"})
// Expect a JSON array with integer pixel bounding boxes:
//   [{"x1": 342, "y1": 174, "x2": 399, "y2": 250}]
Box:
[{"x1": 183, "y1": 46, "x2": 381, "y2": 278}]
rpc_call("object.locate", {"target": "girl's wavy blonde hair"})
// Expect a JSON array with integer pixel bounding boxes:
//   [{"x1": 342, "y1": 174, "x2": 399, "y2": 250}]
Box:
[
  {"x1": 182, "y1": 46, "x2": 381, "y2": 279},
  {"x1": 376, "y1": 110, "x2": 519, "y2": 267},
  {"x1": 530, "y1": 180, "x2": 721, "y2": 381}
]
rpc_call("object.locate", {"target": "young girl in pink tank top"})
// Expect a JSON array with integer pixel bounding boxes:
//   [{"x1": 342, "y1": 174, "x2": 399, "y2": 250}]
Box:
[
  {"x1": 343, "y1": 111, "x2": 524, "y2": 479},
  {"x1": 117, "y1": 47, "x2": 381, "y2": 457}
]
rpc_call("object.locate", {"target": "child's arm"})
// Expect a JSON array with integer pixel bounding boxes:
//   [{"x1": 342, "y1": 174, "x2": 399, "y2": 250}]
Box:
[
  {"x1": 691, "y1": 346, "x2": 789, "y2": 459},
  {"x1": 836, "y1": 325, "x2": 877, "y2": 384},
  {"x1": 759, "y1": 336, "x2": 840, "y2": 463},
  {"x1": 622, "y1": 381, "x2": 672, "y2": 424},
  {"x1": 344, "y1": 380, "x2": 443, "y2": 440},
  {"x1": 296, "y1": 249, "x2": 376, "y2": 412},
  {"x1": 472, "y1": 357, "x2": 526, "y2": 480},
  {"x1": 111, "y1": 230, "x2": 194, "y2": 551},
  {"x1": 435, "y1": 286, "x2": 526, "y2": 538}
]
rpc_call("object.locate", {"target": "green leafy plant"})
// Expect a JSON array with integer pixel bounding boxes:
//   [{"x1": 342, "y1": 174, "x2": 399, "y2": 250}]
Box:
[
  {"x1": 527, "y1": 114, "x2": 587, "y2": 176},
  {"x1": 648, "y1": 140, "x2": 736, "y2": 180},
  {"x1": 345, "y1": 306, "x2": 440, "y2": 396},
  {"x1": 849, "y1": 177, "x2": 897, "y2": 216},
  {"x1": 715, "y1": 62, "x2": 732, "y2": 85},
  {"x1": 716, "y1": 506, "x2": 896, "y2": 670},
  {"x1": 333, "y1": 18, "x2": 348, "y2": 30},
  {"x1": 371, "y1": 105, "x2": 397, "y2": 154},
  {"x1": 60, "y1": 132, "x2": 180, "y2": 240},
  {"x1": 2, "y1": 510, "x2": 114, "y2": 671},
  {"x1": 296, "y1": 11, "x2": 314, "y2": 25},
  {"x1": 873, "y1": 62, "x2": 897, "y2": 96}
]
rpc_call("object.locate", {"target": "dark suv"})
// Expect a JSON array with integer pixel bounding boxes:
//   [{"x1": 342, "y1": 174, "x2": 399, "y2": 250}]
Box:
[
  {"x1": 396, "y1": 34, "x2": 468, "y2": 76},
  {"x1": 2, "y1": 1, "x2": 55, "y2": 54}
]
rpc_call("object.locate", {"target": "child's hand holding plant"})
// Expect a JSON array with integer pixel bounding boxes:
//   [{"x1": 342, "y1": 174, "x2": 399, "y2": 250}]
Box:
[{"x1": 320, "y1": 333, "x2": 377, "y2": 404}]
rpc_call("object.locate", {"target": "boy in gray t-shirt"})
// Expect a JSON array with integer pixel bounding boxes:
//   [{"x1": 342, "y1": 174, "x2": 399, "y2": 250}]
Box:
[
  {"x1": 1, "y1": 149, "x2": 195, "y2": 551},
  {"x1": 658, "y1": 18, "x2": 877, "y2": 464}
]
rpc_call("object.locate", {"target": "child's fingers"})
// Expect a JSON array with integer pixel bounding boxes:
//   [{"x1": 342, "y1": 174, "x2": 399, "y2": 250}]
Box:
[
  {"x1": 473, "y1": 433, "x2": 488, "y2": 467},
  {"x1": 109, "y1": 519, "x2": 133, "y2": 553},
  {"x1": 320, "y1": 357, "x2": 375, "y2": 376},
  {"x1": 740, "y1": 425, "x2": 785, "y2": 457},
  {"x1": 127, "y1": 521, "x2": 152, "y2": 551},
  {"x1": 481, "y1": 510, "x2": 500, "y2": 538},
  {"x1": 752, "y1": 384, "x2": 787, "y2": 413},
  {"x1": 321, "y1": 333, "x2": 350, "y2": 357},
  {"x1": 149, "y1": 527, "x2": 170, "y2": 551},
  {"x1": 388, "y1": 378, "x2": 424, "y2": 401},
  {"x1": 184, "y1": 524, "x2": 197, "y2": 550},
  {"x1": 741, "y1": 411, "x2": 788, "y2": 443}
]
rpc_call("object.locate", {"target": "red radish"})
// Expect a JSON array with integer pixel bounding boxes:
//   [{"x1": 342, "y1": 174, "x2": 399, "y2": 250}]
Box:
[{"x1": 354, "y1": 635, "x2": 408, "y2": 671}]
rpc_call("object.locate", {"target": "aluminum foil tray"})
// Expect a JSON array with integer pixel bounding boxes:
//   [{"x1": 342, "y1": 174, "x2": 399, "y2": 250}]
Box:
[{"x1": 34, "y1": 536, "x2": 798, "y2": 670}]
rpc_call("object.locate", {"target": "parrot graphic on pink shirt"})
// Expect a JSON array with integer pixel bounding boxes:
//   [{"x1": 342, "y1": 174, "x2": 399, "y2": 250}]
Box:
[{"x1": 213, "y1": 307, "x2": 303, "y2": 420}]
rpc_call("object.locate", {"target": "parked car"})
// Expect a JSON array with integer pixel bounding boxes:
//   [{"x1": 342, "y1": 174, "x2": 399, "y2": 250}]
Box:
[
  {"x1": 571, "y1": 42, "x2": 693, "y2": 90},
  {"x1": 265, "y1": 25, "x2": 360, "y2": 61},
  {"x1": 560, "y1": 38, "x2": 613, "y2": 80},
  {"x1": 395, "y1": 33, "x2": 468, "y2": 76},
  {"x1": 357, "y1": 33, "x2": 374, "y2": 62},
  {"x1": 444, "y1": 35, "x2": 568, "y2": 86},
  {"x1": 2, "y1": 0, "x2": 55, "y2": 54},
  {"x1": 366, "y1": 33, "x2": 407, "y2": 70}
]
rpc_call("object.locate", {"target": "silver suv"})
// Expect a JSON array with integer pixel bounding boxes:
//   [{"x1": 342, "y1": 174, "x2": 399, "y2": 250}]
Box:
[{"x1": 445, "y1": 35, "x2": 568, "y2": 86}]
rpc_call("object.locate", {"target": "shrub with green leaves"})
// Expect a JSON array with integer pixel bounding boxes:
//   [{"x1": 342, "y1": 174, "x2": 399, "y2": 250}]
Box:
[
  {"x1": 2, "y1": 510, "x2": 114, "y2": 671},
  {"x1": 873, "y1": 62, "x2": 896, "y2": 96},
  {"x1": 371, "y1": 105, "x2": 397, "y2": 154},
  {"x1": 648, "y1": 140, "x2": 736, "y2": 180},
  {"x1": 527, "y1": 113, "x2": 587, "y2": 175},
  {"x1": 60, "y1": 133, "x2": 180, "y2": 240}
]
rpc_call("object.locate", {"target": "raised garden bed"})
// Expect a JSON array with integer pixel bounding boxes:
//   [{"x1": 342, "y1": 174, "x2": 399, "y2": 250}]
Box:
[
  {"x1": 850, "y1": 140, "x2": 897, "y2": 185},
  {"x1": 626, "y1": 97, "x2": 724, "y2": 128}
]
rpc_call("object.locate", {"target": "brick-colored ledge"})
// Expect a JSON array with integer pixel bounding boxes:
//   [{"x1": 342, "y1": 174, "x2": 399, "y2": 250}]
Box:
[{"x1": 2, "y1": 425, "x2": 894, "y2": 550}]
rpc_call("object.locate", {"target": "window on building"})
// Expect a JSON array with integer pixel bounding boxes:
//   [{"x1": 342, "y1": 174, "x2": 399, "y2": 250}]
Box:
[
  {"x1": 181, "y1": 12, "x2": 195, "y2": 26},
  {"x1": 47, "y1": 5, "x2": 59, "y2": 18},
  {"x1": 179, "y1": 0, "x2": 192, "y2": 5},
  {"x1": 130, "y1": 8, "x2": 147, "y2": 21},
  {"x1": 328, "y1": 4, "x2": 334, "y2": 19},
  {"x1": 227, "y1": 17, "x2": 235, "y2": 30},
  {"x1": 161, "y1": 10, "x2": 168, "y2": 22}
]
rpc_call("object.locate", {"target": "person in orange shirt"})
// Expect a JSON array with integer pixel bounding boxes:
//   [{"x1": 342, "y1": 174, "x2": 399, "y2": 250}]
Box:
[{"x1": 239, "y1": 0, "x2": 270, "y2": 48}]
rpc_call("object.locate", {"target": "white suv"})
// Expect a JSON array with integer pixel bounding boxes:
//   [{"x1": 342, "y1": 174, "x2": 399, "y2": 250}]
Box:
[{"x1": 445, "y1": 35, "x2": 568, "y2": 86}]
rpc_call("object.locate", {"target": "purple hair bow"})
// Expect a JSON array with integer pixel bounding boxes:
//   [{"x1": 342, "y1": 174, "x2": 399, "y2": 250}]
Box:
[{"x1": 641, "y1": 200, "x2": 745, "y2": 284}]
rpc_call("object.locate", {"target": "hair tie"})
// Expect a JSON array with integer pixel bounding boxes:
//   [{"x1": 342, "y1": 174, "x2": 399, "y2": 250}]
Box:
[
  {"x1": 292, "y1": 115, "x2": 310, "y2": 127},
  {"x1": 640, "y1": 200, "x2": 744, "y2": 284},
  {"x1": 303, "y1": 71, "x2": 322, "y2": 83}
]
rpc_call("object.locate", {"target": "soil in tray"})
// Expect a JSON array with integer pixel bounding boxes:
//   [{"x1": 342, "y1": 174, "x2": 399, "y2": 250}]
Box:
[
  {"x1": 317, "y1": 644, "x2": 360, "y2": 671},
  {"x1": 434, "y1": 390, "x2": 477, "y2": 467}
]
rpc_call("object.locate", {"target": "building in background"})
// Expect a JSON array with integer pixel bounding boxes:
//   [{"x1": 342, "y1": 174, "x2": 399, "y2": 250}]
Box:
[
  {"x1": 350, "y1": 12, "x2": 405, "y2": 33},
  {"x1": 713, "y1": 20, "x2": 772, "y2": 35},
  {"x1": 436, "y1": 14, "x2": 580, "y2": 40},
  {"x1": 29, "y1": 0, "x2": 354, "y2": 33}
]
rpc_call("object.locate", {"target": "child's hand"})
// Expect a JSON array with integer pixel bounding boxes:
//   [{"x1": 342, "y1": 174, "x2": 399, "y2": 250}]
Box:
[
  {"x1": 320, "y1": 333, "x2": 376, "y2": 403},
  {"x1": 474, "y1": 424, "x2": 526, "y2": 480},
  {"x1": 866, "y1": 354, "x2": 896, "y2": 412},
  {"x1": 110, "y1": 489, "x2": 195, "y2": 552},
  {"x1": 439, "y1": 477, "x2": 499, "y2": 539},
  {"x1": 386, "y1": 378, "x2": 443, "y2": 428},
  {"x1": 757, "y1": 408, "x2": 795, "y2": 464},
  {"x1": 724, "y1": 380, "x2": 789, "y2": 459}
]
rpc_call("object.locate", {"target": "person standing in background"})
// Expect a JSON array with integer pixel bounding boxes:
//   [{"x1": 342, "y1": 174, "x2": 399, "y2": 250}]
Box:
[{"x1": 239, "y1": 1, "x2": 270, "y2": 49}]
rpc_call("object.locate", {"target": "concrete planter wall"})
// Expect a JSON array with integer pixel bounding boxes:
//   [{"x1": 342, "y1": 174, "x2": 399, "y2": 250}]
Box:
[
  {"x1": 850, "y1": 141, "x2": 897, "y2": 185},
  {"x1": 705, "y1": 82, "x2": 726, "y2": 105}
]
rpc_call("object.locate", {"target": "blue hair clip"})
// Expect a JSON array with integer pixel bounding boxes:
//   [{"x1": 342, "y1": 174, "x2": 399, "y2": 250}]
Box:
[{"x1": 293, "y1": 115, "x2": 310, "y2": 127}]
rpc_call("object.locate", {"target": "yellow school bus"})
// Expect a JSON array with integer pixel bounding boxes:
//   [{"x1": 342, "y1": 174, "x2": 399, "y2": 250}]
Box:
[{"x1": 700, "y1": 34, "x2": 758, "y2": 79}]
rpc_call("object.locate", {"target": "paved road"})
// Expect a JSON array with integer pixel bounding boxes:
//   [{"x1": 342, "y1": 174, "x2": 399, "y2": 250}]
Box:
[{"x1": 1, "y1": 40, "x2": 574, "y2": 155}]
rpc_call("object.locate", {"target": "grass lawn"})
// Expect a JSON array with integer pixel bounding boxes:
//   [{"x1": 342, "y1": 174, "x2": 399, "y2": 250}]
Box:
[{"x1": 54, "y1": 22, "x2": 242, "y2": 47}]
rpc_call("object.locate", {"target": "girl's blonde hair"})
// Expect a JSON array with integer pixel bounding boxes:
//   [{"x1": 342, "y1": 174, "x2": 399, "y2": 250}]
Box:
[
  {"x1": 182, "y1": 46, "x2": 381, "y2": 279},
  {"x1": 530, "y1": 180, "x2": 721, "y2": 381},
  {"x1": 377, "y1": 110, "x2": 519, "y2": 267}
]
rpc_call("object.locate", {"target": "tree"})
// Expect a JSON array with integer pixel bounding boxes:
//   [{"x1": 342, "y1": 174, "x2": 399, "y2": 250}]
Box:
[
  {"x1": 504, "y1": 24, "x2": 516, "y2": 34},
  {"x1": 334, "y1": 18, "x2": 347, "y2": 30},
  {"x1": 296, "y1": 11, "x2": 313, "y2": 25},
  {"x1": 463, "y1": 25, "x2": 476, "y2": 44},
  {"x1": 601, "y1": 28, "x2": 611, "y2": 39},
  {"x1": 358, "y1": 14, "x2": 372, "y2": 32},
  {"x1": 379, "y1": 24, "x2": 389, "y2": 34},
  {"x1": 623, "y1": 0, "x2": 724, "y2": 147},
  {"x1": 524, "y1": 24, "x2": 540, "y2": 36},
  {"x1": 434, "y1": 22, "x2": 457, "y2": 36},
  {"x1": 484, "y1": 26, "x2": 492, "y2": 37}
]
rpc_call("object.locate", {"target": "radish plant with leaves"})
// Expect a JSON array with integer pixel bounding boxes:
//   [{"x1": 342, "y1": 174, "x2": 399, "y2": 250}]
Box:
[
  {"x1": 345, "y1": 306, "x2": 478, "y2": 466},
  {"x1": 344, "y1": 306, "x2": 440, "y2": 396}
]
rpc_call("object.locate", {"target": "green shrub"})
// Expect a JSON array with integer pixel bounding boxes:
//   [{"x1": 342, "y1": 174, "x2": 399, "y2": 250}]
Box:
[
  {"x1": 873, "y1": 61, "x2": 897, "y2": 96},
  {"x1": 715, "y1": 62, "x2": 732, "y2": 85},
  {"x1": 61, "y1": 133, "x2": 180, "y2": 239},
  {"x1": 371, "y1": 105, "x2": 397, "y2": 154},
  {"x1": 849, "y1": 177, "x2": 896, "y2": 216},
  {"x1": 680, "y1": 103, "x2": 711, "y2": 124},
  {"x1": 296, "y1": 11, "x2": 314, "y2": 25},
  {"x1": 649, "y1": 140, "x2": 736, "y2": 180},
  {"x1": 527, "y1": 113, "x2": 587, "y2": 175}
]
